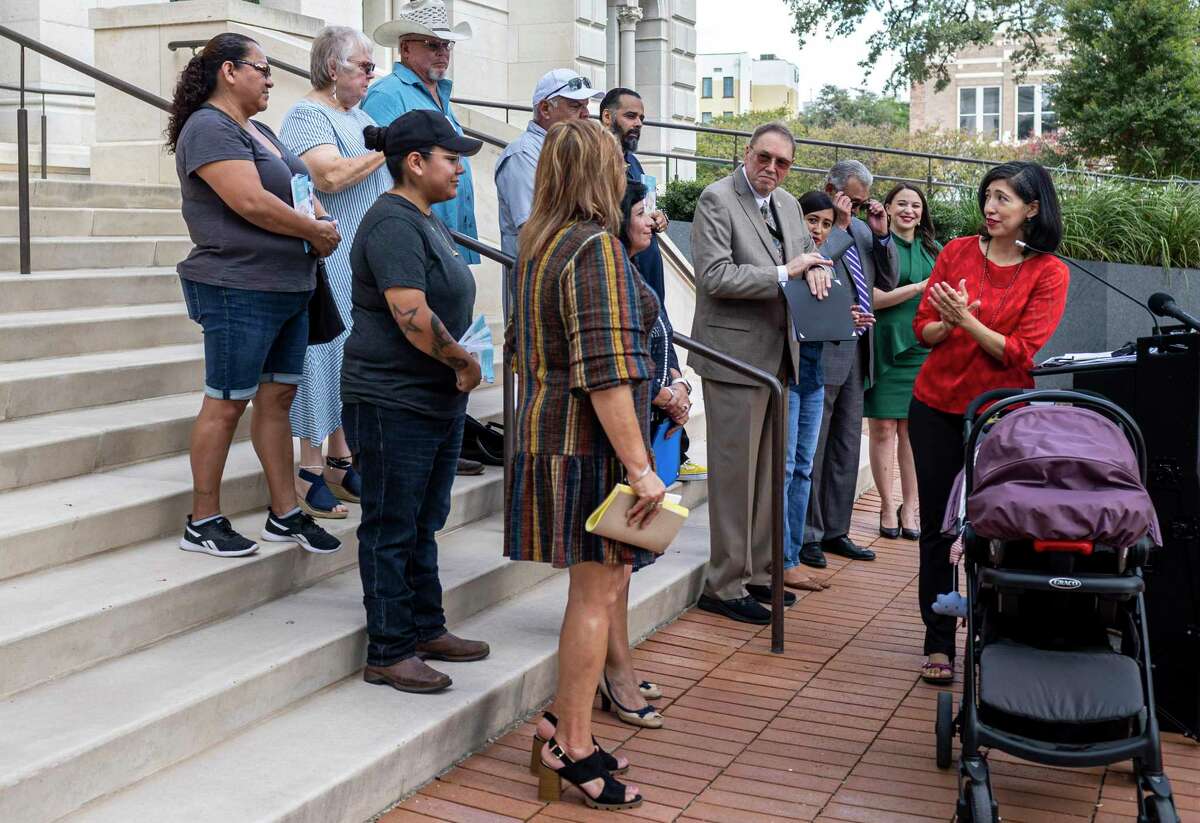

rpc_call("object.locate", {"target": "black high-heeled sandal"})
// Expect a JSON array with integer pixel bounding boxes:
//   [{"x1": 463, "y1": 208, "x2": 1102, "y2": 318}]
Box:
[
  {"x1": 537, "y1": 735, "x2": 643, "y2": 810},
  {"x1": 528, "y1": 711, "x2": 627, "y2": 776}
]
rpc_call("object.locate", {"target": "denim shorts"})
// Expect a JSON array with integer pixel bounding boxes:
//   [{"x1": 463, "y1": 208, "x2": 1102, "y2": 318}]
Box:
[{"x1": 181, "y1": 278, "x2": 312, "y2": 401}]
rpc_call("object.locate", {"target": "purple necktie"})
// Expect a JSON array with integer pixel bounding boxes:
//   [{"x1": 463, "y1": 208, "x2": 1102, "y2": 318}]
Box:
[{"x1": 844, "y1": 242, "x2": 871, "y2": 336}]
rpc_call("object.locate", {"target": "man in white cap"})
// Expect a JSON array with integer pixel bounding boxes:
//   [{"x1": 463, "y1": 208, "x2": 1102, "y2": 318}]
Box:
[
  {"x1": 363, "y1": 0, "x2": 480, "y2": 264},
  {"x1": 494, "y1": 69, "x2": 604, "y2": 261}
]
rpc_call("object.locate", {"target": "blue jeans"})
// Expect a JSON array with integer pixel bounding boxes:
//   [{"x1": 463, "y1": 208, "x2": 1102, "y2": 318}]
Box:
[
  {"x1": 343, "y1": 402, "x2": 465, "y2": 666},
  {"x1": 180, "y1": 278, "x2": 311, "y2": 400},
  {"x1": 784, "y1": 381, "x2": 825, "y2": 568}
]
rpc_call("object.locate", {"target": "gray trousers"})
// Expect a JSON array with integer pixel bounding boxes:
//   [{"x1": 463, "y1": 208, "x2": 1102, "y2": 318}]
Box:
[
  {"x1": 805, "y1": 349, "x2": 864, "y2": 545},
  {"x1": 701, "y1": 377, "x2": 780, "y2": 601}
]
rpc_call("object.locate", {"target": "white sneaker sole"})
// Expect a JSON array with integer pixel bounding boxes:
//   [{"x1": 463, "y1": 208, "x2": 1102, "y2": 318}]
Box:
[
  {"x1": 678, "y1": 473, "x2": 707, "y2": 481},
  {"x1": 260, "y1": 529, "x2": 342, "y2": 555},
  {"x1": 178, "y1": 537, "x2": 259, "y2": 557}
]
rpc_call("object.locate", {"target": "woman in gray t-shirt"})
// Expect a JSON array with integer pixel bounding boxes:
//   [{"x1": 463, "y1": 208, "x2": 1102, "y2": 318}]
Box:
[{"x1": 166, "y1": 33, "x2": 343, "y2": 559}]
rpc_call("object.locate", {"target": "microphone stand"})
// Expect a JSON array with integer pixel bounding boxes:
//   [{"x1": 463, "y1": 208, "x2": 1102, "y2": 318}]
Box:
[{"x1": 1015, "y1": 240, "x2": 1162, "y2": 337}]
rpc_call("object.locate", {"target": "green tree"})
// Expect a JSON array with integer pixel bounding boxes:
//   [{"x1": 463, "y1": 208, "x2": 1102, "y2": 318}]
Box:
[
  {"x1": 801, "y1": 85, "x2": 909, "y2": 130},
  {"x1": 1053, "y1": 0, "x2": 1200, "y2": 177},
  {"x1": 783, "y1": 0, "x2": 1060, "y2": 91}
]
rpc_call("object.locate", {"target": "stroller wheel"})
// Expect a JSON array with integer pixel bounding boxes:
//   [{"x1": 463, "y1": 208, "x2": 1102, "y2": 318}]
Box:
[
  {"x1": 935, "y1": 691, "x2": 954, "y2": 770},
  {"x1": 966, "y1": 780, "x2": 996, "y2": 823},
  {"x1": 1147, "y1": 795, "x2": 1179, "y2": 823}
]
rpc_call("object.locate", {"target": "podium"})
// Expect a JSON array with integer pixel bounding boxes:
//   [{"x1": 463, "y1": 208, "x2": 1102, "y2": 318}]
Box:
[{"x1": 1033, "y1": 330, "x2": 1200, "y2": 739}]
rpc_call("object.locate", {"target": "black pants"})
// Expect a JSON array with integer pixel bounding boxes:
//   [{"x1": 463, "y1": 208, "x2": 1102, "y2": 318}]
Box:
[{"x1": 908, "y1": 396, "x2": 964, "y2": 659}]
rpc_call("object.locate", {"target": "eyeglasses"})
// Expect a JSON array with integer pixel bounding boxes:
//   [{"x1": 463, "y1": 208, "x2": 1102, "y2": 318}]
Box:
[
  {"x1": 752, "y1": 150, "x2": 792, "y2": 172},
  {"x1": 545, "y1": 76, "x2": 592, "y2": 98},
  {"x1": 405, "y1": 38, "x2": 454, "y2": 53},
  {"x1": 349, "y1": 60, "x2": 376, "y2": 74},
  {"x1": 420, "y1": 150, "x2": 462, "y2": 164},
  {"x1": 233, "y1": 59, "x2": 272, "y2": 78}
]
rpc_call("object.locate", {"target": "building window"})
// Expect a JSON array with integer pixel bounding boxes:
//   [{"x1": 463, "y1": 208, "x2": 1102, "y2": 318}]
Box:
[
  {"x1": 1017, "y1": 84, "x2": 1057, "y2": 140},
  {"x1": 723, "y1": 76, "x2": 734, "y2": 98},
  {"x1": 958, "y1": 86, "x2": 1001, "y2": 139},
  {"x1": 723, "y1": 111, "x2": 733, "y2": 118},
  {"x1": 701, "y1": 111, "x2": 713, "y2": 124},
  {"x1": 701, "y1": 77, "x2": 712, "y2": 98}
]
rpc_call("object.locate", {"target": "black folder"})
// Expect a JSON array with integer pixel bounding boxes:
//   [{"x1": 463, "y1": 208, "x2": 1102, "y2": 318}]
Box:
[{"x1": 782, "y1": 271, "x2": 856, "y2": 342}]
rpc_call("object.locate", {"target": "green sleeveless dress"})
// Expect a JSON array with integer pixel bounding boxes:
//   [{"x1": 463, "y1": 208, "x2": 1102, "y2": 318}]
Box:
[{"x1": 863, "y1": 234, "x2": 936, "y2": 419}]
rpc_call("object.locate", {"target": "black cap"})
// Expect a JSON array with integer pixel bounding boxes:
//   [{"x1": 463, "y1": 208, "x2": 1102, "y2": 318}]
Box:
[{"x1": 363, "y1": 109, "x2": 482, "y2": 158}]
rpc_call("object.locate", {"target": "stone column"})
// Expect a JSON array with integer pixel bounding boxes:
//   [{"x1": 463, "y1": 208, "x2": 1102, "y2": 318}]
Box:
[{"x1": 616, "y1": 4, "x2": 642, "y2": 90}]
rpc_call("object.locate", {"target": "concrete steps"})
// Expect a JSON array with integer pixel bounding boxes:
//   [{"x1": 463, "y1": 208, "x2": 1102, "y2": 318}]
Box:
[
  {"x1": 0, "y1": 235, "x2": 191, "y2": 271},
  {"x1": 0, "y1": 178, "x2": 181, "y2": 210},
  {"x1": 0, "y1": 519, "x2": 562, "y2": 823},
  {"x1": 0, "y1": 268, "x2": 183, "y2": 311},
  {"x1": 0, "y1": 206, "x2": 188, "y2": 238},
  {"x1": 0, "y1": 302, "x2": 197, "y2": 361},
  {"x1": 67, "y1": 506, "x2": 710, "y2": 823}
]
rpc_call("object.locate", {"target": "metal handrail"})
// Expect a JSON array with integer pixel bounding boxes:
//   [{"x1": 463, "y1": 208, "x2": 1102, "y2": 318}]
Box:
[
  {"x1": 165, "y1": 40, "x2": 309, "y2": 80},
  {"x1": 450, "y1": 230, "x2": 790, "y2": 654},
  {"x1": 0, "y1": 83, "x2": 95, "y2": 98}
]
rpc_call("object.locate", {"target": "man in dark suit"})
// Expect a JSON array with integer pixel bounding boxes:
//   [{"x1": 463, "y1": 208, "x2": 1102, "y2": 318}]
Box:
[
  {"x1": 801, "y1": 160, "x2": 898, "y2": 568},
  {"x1": 690, "y1": 123, "x2": 838, "y2": 624}
]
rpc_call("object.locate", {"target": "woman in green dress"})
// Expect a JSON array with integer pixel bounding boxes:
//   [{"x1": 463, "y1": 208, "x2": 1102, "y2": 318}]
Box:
[{"x1": 864, "y1": 185, "x2": 939, "y2": 540}]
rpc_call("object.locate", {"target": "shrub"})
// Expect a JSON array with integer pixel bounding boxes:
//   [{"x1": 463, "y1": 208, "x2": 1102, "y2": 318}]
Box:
[{"x1": 659, "y1": 178, "x2": 705, "y2": 222}]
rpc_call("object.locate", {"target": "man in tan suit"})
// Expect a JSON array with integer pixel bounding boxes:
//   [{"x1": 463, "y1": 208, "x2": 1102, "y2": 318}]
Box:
[{"x1": 690, "y1": 123, "x2": 838, "y2": 624}]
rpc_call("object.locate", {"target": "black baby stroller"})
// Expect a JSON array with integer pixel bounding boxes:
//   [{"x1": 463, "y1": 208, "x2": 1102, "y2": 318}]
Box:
[{"x1": 933, "y1": 388, "x2": 1180, "y2": 823}]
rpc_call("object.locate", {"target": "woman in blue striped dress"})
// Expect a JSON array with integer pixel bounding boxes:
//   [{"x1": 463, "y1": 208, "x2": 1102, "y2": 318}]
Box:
[{"x1": 280, "y1": 26, "x2": 392, "y2": 517}]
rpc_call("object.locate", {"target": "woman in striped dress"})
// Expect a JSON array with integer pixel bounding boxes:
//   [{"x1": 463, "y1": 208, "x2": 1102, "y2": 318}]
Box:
[
  {"x1": 280, "y1": 26, "x2": 392, "y2": 517},
  {"x1": 505, "y1": 119, "x2": 663, "y2": 811}
]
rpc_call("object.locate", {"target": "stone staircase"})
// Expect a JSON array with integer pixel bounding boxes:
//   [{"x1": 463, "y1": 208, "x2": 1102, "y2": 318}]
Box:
[{"x1": 0, "y1": 178, "x2": 711, "y2": 822}]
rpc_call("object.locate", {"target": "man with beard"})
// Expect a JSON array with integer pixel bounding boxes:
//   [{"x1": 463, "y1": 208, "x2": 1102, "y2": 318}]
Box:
[{"x1": 599, "y1": 87, "x2": 707, "y2": 483}]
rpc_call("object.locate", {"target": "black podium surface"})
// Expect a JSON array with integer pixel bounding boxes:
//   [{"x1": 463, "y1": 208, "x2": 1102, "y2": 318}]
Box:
[{"x1": 1032, "y1": 329, "x2": 1200, "y2": 739}]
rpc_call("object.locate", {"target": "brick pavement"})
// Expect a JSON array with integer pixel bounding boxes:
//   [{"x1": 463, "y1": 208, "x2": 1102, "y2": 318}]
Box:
[{"x1": 382, "y1": 490, "x2": 1200, "y2": 822}]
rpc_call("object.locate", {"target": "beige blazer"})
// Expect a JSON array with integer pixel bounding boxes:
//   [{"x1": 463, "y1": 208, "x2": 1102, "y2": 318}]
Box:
[{"x1": 689, "y1": 166, "x2": 818, "y2": 386}]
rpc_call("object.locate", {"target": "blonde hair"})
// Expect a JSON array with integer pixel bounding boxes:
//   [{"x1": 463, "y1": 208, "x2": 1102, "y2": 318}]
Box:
[{"x1": 518, "y1": 118, "x2": 626, "y2": 264}]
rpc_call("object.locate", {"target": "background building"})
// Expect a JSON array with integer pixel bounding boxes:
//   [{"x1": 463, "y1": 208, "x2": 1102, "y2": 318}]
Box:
[
  {"x1": 696, "y1": 51, "x2": 800, "y2": 123},
  {"x1": 908, "y1": 34, "x2": 1062, "y2": 142}
]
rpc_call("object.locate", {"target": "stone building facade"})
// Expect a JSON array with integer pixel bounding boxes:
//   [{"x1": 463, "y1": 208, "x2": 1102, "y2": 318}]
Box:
[{"x1": 696, "y1": 51, "x2": 801, "y2": 123}]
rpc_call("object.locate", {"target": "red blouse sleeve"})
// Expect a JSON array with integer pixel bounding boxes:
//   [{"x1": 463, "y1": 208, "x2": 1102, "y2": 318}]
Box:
[
  {"x1": 913, "y1": 237, "x2": 958, "y2": 341},
  {"x1": 1001, "y1": 255, "x2": 1070, "y2": 368}
]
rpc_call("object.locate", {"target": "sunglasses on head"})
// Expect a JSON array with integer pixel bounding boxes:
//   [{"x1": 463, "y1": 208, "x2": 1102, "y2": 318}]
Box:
[
  {"x1": 546, "y1": 76, "x2": 592, "y2": 98},
  {"x1": 233, "y1": 59, "x2": 271, "y2": 78}
]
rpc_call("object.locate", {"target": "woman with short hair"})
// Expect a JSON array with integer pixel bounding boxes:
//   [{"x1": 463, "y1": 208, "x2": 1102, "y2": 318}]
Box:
[
  {"x1": 167, "y1": 32, "x2": 342, "y2": 558},
  {"x1": 506, "y1": 118, "x2": 662, "y2": 811},
  {"x1": 910, "y1": 161, "x2": 1068, "y2": 684},
  {"x1": 280, "y1": 25, "x2": 392, "y2": 519}
]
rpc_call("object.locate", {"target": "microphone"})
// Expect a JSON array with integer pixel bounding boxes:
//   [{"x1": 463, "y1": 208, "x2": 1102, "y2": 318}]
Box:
[
  {"x1": 1015, "y1": 240, "x2": 1161, "y2": 337},
  {"x1": 1149, "y1": 292, "x2": 1200, "y2": 333}
]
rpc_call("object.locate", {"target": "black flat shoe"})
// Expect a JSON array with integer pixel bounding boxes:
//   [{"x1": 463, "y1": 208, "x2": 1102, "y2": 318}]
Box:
[
  {"x1": 746, "y1": 584, "x2": 796, "y2": 607},
  {"x1": 697, "y1": 593, "x2": 771, "y2": 625},
  {"x1": 799, "y1": 542, "x2": 828, "y2": 569},
  {"x1": 537, "y1": 736, "x2": 643, "y2": 810},
  {"x1": 529, "y1": 711, "x2": 627, "y2": 775},
  {"x1": 823, "y1": 535, "x2": 876, "y2": 561}
]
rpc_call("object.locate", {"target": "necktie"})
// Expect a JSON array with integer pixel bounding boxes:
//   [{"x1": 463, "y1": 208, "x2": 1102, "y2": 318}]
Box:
[
  {"x1": 760, "y1": 201, "x2": 783, "y2": 257},
  {"x1": 843, "y1": 242, "x2": 871, "y2": 336}
]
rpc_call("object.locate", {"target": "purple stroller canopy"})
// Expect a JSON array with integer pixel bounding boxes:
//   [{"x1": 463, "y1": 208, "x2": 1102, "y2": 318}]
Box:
[{"x1": 952, "y1": 404, "x2": 1162, "y2": 547}]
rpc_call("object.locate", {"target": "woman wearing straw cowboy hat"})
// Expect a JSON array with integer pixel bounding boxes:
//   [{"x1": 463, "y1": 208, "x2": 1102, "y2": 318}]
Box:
[{"x1": 363, "y1": 0, "x2": 478, "y2": 267}]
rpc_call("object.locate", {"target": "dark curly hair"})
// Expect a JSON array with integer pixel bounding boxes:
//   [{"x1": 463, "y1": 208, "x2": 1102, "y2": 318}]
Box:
[
  {"x1": 883, "y1": 184, "x2": 941, "y2": 260},
  {"x1": 165, "y1": 33, "x2": 259, "y2": 153}
]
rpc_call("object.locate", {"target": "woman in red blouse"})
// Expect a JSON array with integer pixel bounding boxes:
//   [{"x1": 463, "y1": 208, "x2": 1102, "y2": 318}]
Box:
[{"x1": 909, "y1": 161, "x2": 1069, "y2": 683}]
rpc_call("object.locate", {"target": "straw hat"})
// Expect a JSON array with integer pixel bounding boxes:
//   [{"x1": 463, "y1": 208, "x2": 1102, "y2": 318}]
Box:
[{"x1": 373, "y1": 0, "x2": 473, "y2": 47}]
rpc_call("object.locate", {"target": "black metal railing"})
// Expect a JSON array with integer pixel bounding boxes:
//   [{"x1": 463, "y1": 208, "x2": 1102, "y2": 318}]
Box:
[
  {"x1": 0, "y1": 24, "x2": 170, "y2": 274},
  {"x1": 451, "y1": 231, "x2": 790, "y2": 654},
  {"x1": 0, "y1": 83, "x2": 94, "y2": 181}
]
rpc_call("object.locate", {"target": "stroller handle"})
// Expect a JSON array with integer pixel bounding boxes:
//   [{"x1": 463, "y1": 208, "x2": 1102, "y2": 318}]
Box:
[{"x1": 962, "y1": 388, "x2": 1149, "y2": 496}]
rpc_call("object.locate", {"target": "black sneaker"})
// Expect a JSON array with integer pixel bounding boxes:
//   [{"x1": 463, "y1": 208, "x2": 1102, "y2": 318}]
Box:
[
  {"x1": 261, "y1": 508, "x2": 342, "y2": 554},
  {"x1": 179, "y1": 515, "x2": 259, "y2": 558}
]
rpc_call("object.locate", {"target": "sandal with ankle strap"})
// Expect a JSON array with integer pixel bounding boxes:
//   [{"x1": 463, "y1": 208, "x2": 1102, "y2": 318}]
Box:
[
  {"x1": 598, "y1": 672, "x2": 664, "y2": 728},
  {"x1": 528, "y1": 710, "x2": 627, "y2": 776},
  {"x1": 297, "y1": 469, "x2": 347, "y2": 520},
  {"x1": 537, "y1": 735, "x2": 643, "y2": 810},
  {"x1": 324, "y1": 456, "x2": 361, "y2": 503}
]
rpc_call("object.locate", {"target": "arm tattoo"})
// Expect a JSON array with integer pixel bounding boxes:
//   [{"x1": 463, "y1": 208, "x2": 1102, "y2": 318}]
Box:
[
  {"x1": 430, "y1": 314, "x2": 470, "y2": 370},
  {"x1": 390, "y1": 304, "x2": 421, "y2": 334}
]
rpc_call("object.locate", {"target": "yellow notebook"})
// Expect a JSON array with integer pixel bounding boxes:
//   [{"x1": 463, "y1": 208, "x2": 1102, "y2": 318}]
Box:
[{"x1": 585, "y1": 484, "x2": 689, "y2": 554}]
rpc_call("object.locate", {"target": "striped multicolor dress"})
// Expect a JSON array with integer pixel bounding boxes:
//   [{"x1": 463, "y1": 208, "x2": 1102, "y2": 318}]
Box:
[
  {"x1": 279, "y1": 99, "x2": 392, "y2": 446},
  {"x1": 504, "y1": 222, "x2": 659, "y2": 568}
]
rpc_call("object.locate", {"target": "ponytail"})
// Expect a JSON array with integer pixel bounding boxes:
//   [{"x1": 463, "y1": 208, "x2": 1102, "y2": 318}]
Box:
[{"x1": 165, "y1": 33, "x2": 258, "y2": 153}]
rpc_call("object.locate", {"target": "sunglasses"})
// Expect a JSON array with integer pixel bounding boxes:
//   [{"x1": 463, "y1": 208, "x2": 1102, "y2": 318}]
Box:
[
  {"x1": 752, "y1": 150, "x2": 793, "y2": 172},
  {"x1": 233, "y1": 59, "x2": 271, "y2": 78},
  {"x1": 406, "y1": 38, "x2": 454, "y2": 53},
  {"x1": 350, "y1": 60, "x2": 376, "y2": 74},
  {"x1": 546, "y1": 75, "x2": 592, "y2": 98}
]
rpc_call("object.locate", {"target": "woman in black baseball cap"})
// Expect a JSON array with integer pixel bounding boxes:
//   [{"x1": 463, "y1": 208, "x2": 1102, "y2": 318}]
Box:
[{"x1": 341, "y1": 109, "x2": 488, "y2": 694}]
